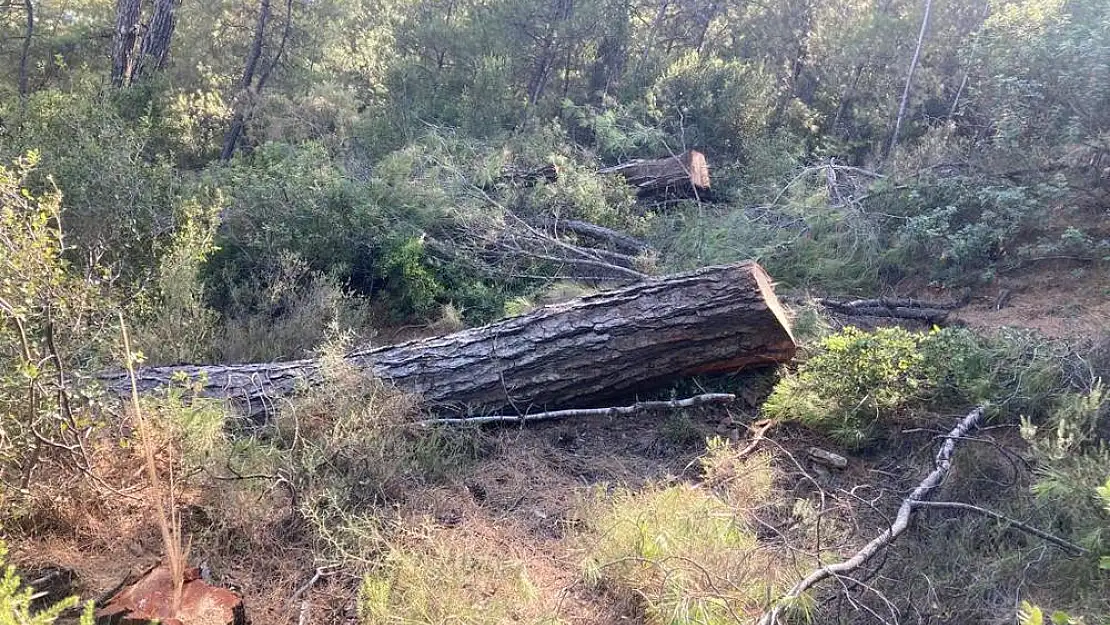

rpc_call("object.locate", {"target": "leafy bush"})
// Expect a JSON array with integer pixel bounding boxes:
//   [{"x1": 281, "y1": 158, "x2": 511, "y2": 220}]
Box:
[
  {"x1": 0, "y1": 155, "x2": 115, "y2": 496},
  {"x1": 764, "y1": 327, "x2": 930, "y2": 446},
  {"x1": 763, "y1": 326, "x2": 998, "y2": 446},
  {"x1": 882, "y1": 176, "x2": 1062, "y2": 284}
]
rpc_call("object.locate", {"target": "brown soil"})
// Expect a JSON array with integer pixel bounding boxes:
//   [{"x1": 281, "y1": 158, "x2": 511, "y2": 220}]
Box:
[{"x1": 952, "y1": 261, "x2": 1110, "y2": 338}]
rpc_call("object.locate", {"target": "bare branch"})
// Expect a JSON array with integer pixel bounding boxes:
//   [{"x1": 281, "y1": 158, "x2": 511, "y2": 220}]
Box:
[
  {"x1": 912, "y1": 501, "x2": 1089, "y2": 556},
  {"x1": 415, "y1": 393, "x2": 736, "y2": 426},
  {"x1": 758, "y1": 406, "x2": 985, "y2": 625}
]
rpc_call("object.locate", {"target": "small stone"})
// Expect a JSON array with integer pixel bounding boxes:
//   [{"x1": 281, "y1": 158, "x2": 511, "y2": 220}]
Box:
[{"x1": 807, "y1": 447, "x2": 848, "y2": 469}]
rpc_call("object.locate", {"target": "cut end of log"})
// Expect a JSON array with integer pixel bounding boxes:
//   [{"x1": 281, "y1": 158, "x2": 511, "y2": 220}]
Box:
[
  {"x1": 599, "y1": 150, "x2": 711, "y2": 197},
  {"x1": 96, "y1": 565, "x2": 245, "y2": 625},
  {"x1": 750, "y1": 262, "x2": 796, "y2": 346}
]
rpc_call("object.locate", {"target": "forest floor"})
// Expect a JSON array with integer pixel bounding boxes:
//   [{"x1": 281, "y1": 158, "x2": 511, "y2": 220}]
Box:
[{"x1": 9, "y1": 261, "x2": 1105, "y2": 625}]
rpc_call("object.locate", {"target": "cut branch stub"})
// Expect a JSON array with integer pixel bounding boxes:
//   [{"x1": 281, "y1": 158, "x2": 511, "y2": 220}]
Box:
[{"x1": 101, "y1": 262, "x2": 796, "y2": 418}]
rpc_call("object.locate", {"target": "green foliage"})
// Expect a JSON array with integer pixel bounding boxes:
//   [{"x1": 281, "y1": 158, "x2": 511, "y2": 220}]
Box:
[
  {"x1": 765, "y1": 327, "x2": 930, "y2": 446},
  {"x1": 5, "y1": 87, "x2": 178, "y2": 284},
  {"x1": 763, "y1": 325, "x2": 1020, "y2": 446},
  {"x1": 648, "y1": 53, "x2": 779, "y2": 157},
  {"x1": 0, "y1": 155, "x2": 114, "y2": 493},
  {"x1": 0, "y1": 541, "x2": 94, "y2": 625},
  {"x1": 579, "y1": 483, "x2": 778, "y2": 625},
  {"x1": 882, "y1": 176, "x2": 1064, "y2": 284}
]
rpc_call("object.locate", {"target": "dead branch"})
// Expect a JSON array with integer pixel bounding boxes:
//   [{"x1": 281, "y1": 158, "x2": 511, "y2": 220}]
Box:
[
  {"x1": 415, "y1": 393, "x2": 736, "y2": 427},
  {"x1": 757, "y1": 406, "x2": 985, "y2": 625},
  {"x1": 912, "y1": 501, "x2": 1089, "y2": 556},
  {"x1": 543, "y1": 218, "x2": 649, "y2": 254}
]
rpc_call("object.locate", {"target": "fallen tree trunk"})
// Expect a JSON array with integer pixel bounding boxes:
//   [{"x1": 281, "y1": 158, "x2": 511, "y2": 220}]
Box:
[
  {"x1": 101, "y1": 262, "x2": 796, "y2": 418},
  {"x1": 599, "y1": 150, "x2": 710, "y2": 197}
]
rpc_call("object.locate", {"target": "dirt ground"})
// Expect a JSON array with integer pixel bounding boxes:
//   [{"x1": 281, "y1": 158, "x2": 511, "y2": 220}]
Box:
[{"x1": 10, "y1": 261, "x2": 1107, "y2": 625}]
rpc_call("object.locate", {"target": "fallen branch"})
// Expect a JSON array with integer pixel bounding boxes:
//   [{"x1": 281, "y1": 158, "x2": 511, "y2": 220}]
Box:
[
  {"x1": 544, "y1": 218, "x2": 650, "y2": 255},
  {"x1": 816, "y1": 297, "x2": 962, "y2": 311},
  {"x1": 812, "y1": 296, "x2": 962, "y2": 325},
  {"x1": 733, "y1": 419, "x2": 776, "y2": 459},
  {"x1": 415, "y1": 393, "x2": 736, "y2": 427},
  {"x1": 757, "y1": 406, "x2": 985, "y2": 625},
  {"x1": 912, "y1": 500, "x2": 1089, "y2": 556}
]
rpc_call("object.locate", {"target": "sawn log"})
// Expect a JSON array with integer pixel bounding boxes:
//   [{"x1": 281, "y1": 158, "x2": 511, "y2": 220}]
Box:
[
  {"x1": 598, "y1": 150, "x2": 710, "y2": 197},
  {"x1": 102, "y1": 262, "x2": 795, "y2": 417}
]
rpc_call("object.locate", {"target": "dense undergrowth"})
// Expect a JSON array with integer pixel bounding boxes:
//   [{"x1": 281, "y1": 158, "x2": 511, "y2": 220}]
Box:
[{"x1": 3, "y1": 0, "x2": 1110, "y2": 622}]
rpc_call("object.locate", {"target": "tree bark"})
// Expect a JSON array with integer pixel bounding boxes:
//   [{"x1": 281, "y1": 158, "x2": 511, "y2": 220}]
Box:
[
  {"x1": 220, "y1": 0, "x2": 273, "y2": 161},
  {"x1": 102, "y1": 262, "x2": 796, "y2": 418},
  {"x1": 889, "y1": 0, "x2": 932, "y2": 156},
  {"x1": 132, "y1": 0, "x2": 179, "y2": 80},
  {"x1": 599, "y1": 150, "x2": 710, "y2": 197},
  {"x1": 110, "y1": 0, "x2": 142, "y2": 87},
  {"x1": 18, "y1": 0, "x2": 33, "y2": 100}
]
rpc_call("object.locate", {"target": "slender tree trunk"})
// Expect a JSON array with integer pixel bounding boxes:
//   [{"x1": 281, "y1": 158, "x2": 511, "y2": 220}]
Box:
[
  {"x1": 111, "y1": 0, "x2": 142, "y2": 87},
  {"x1": 18, "y1": 0, "x2": 33, "y2": 101},
  {"x1": 132, "y1": 0, "x2": 179, "y2": 80},
  {"x1": 889, "y1": 0, "x2": 932, "y2": 156},
  {"x1": 220, "y1": 0, "x2": 273, "y2": 161},
  {"x1": 521, "y1": 0, "x2": 573, "y2": 125},
  {"x1": 691, "y1": 0, "x2": 718, "y2": 52},
  {"x1": 254, "y1": 0, "x2": 293, "y2": 91},
  {"x1": 635, "y1": 0, "x2": 670, "y2": 75}
]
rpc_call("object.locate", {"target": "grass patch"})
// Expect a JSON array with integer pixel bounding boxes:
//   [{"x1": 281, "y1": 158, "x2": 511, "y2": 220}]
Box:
[
  {"x1": 358, "y1": 524, "x2": 562, "y2": 625},
  {"x1": 578, "y1": 475, "x2": 781, "y2": 625}
]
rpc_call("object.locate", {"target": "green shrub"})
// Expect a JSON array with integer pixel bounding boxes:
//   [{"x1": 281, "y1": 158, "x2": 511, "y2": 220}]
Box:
[
  {"x1": 579, "y1": 483, "x2": 779, "y2": 625},
  {"x1": 763, "y1": 326, "x2": 999, "y2": 447},
  {"x1": 763, "y1": 327, "x2": 929, "y2": 446},
  {"x1": 0, "y1": 541, "x2": 94, "y2": 625}
]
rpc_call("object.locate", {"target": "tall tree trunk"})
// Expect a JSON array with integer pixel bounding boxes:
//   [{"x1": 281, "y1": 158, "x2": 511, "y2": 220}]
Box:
[
  {"x1": 635, "y1": 0, "x2": 669, "y2": 77},
  {"x1": 889, "y1": 0, "x2": 932, "y2": 156},
  {"x1": 111, "y1": 0, "x2": 142, "y2": 87},
  {"x1": 132, "y1": 0, "x2": 179, "y2": 80},
  {"x1": 220, "y1": 0, "x2": 273, "y2": 161},
  {"x1": 18, "y1": 0, "x2": 33, "y2": 101},
  {"x1": 691, "y1": 0, "x2": 718, "y2": 52},
  {"x1": 522, "y1": 0, "x2": 573, "y2": 124}
]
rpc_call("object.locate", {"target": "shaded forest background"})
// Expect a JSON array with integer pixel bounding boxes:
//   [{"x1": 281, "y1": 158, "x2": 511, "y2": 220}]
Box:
[
  {"x1": 2, "y1": 0, "x2": 1109, "y2": 364},
  {"x1": 1, "y1": 0, "x2": 1109, "y2": 624}
]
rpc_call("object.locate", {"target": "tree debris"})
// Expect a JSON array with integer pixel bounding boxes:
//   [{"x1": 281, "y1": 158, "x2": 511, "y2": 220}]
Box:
[
  {"x1": 415, "y1": 393, "x2": 736, "y2": 426},
  {"x1": 758, "y1": 406, "x2": 986, "y2": 625}
]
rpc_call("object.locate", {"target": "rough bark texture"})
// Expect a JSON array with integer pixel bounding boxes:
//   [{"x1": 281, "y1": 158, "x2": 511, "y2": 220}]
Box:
[
  {"x1": 110, "y1": 0, "x2": 142, "y2": 87},
  {"x1": 599, "y1": 150, "x2": 710, "y2": 196},
  {"x1": 132, "y1": 0, "x2": 179, "y2": 80},
  {"x1": 101, "y1": 262, "x2": 795, "y2": 417}
]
